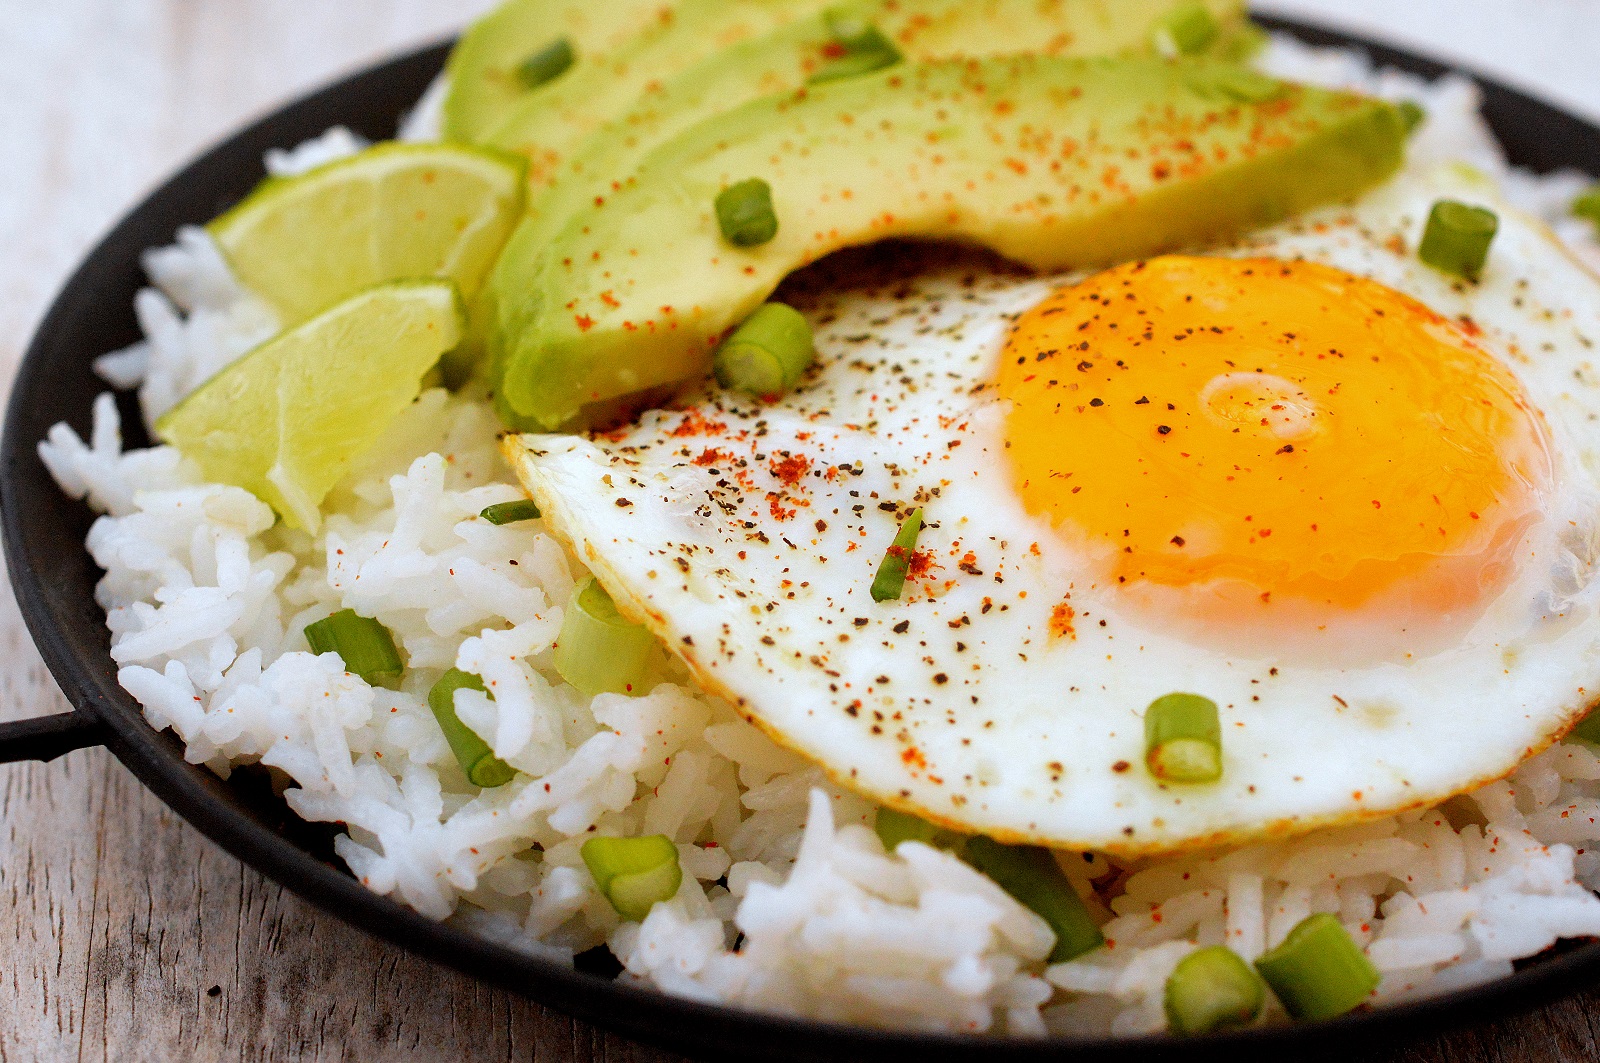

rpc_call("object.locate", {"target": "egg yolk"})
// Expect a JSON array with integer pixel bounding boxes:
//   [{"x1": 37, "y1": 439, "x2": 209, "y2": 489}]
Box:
[{"x1": 998, "y1": 256, "x2": 1551, "y2": 633}]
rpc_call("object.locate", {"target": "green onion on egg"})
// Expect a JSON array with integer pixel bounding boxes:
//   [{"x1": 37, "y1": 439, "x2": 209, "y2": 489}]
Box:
[
  {"x1": 1144, "y1": 692, "x2": 1223, "y2": 783},
  {"x1": 713, "y1": 302, "x2": 815, "y2": 398},
  {"x1": 1419, "y1": 199, "x2": 1498, "y2": 282},
  {"x1": 870, "y1": 508, "x2": 924, "y2": 603}
]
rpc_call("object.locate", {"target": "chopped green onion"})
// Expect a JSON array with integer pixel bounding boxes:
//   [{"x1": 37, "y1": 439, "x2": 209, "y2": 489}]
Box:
[
  {"x1": 581, "y1": 834, "x2": 683, "y2": 921},
  {"x1": 963, "y1": 836, "x2": 1105, "y2": 963},
  {"x1": 516, "y1": 37, "x2": 575, "y2": 90},
  {"x1": 1254, "y1": 912, "x2": 1379, "y2": 1021},
  {"x1": 715, "y1": 178, "x2": 778, "y2": 247},
  {"x1": 1153, "y1": 1, "x2": 1219, "y2": 57},
  {"x1": 713, "y1": 303, "x2": 815, "y2": 397},
  {"x1": 1570, "y1": 705, "x2": 1600, "y2": 745},
  {"x1": 1144, "y1": 692, "x2": 1222, "y2": 783},
  {"x1": 1574, "y1": 187, "x2": 1600, "y2": 232},
  {"x1": 304, "y1": 608, "x2": 403, "y2": 686},
  {"x1": 871, "y1": 808, "x2": 1105, "y2": 963},
  {"x1": 553, "y1": 576, "x2": 656, "y2": 697},
  {"x1": 1397, "y1": 100, "x2": 1427, "y2": 134},
  {"x1": 1164, "y1": 945, "x2": 1266, "y2": 1035},
  {"x1": 480, "y1": 499, "x2": 541, "y2": 525},
  {"x1": 428, "y1": 669, "x2": 516, "y2": 788},
  {"x1": 870, "y1": 508, "x2": 923, "y2": 603},
  {"x1": 809, "y1": 8, "x2": 903, "y2": 84},
  {"x1": 1418, "y1": 199, "x2": 1498, "y2": 282},
  {"x1": 874, "y1": 806, "x2": 965, "y2": 851}
]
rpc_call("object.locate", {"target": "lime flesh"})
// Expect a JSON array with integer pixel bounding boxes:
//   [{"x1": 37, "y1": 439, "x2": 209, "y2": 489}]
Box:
[
  {"x1": 208, "y1": 143, "x2": 524, "y2": 327},
  {"x1": 155, "y1": 281, "x2": 465, "y2": 531}
]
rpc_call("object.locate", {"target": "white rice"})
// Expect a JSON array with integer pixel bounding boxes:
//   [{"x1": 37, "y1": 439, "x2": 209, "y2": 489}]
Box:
[
  {"x1": 35, "y1": 34, "x2": 1600, "y2": 1037},
  {"x1": 264, "y1": 125, "x2": 371, "y2": 177}
]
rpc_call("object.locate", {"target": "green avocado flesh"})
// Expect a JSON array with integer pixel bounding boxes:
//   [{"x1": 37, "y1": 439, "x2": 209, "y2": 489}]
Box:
[
  {"x1": 442, "y1": 0, "x2": 679, "y2": 144},
  {"x1": 489, "y1": 54, "x2": 1408, "y2": 427},
  {"x1": 509, "y1": 0, "x2": 1249, "y2": 259},
  {"x1": 483, "y1": 0, "x2": 842, "y2": 186},
  {"x1": 481, "y1": 0, "x2": 1249, "y2": 424}
]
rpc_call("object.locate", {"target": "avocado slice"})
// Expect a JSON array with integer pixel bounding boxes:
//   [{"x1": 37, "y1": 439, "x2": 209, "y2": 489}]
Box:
[
  {"x1": 488, "y1": 55, "x2": 1408, "y2": 427},
  {"x1": 479, "y1": 0, "x2": 1248, "y2": 411},
  {"x1": 517, "y1": 0, "x2": 1250, "y2": 253},
  {"x1": 483, "y1": 0, "x2": 841, "y2": 186},
  {"x1": 442, "y1": 0, "x2": 681, "y2": 144}
]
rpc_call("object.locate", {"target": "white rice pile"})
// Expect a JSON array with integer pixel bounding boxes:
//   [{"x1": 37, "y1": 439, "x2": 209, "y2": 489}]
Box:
[{"x1": 34, "y1": 34, "x2": 1600, "y2": 1038}]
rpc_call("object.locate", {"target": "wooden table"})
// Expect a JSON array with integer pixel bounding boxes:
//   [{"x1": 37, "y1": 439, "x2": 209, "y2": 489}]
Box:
[{"x1": 3, "y1": 2, "x2": 1598, "y2": 1059}]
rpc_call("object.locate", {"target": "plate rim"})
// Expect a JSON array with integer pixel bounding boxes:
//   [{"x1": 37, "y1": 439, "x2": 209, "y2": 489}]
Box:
[{"x1": 5, "y1": 13, "x2": 1600, "y2": 1061}]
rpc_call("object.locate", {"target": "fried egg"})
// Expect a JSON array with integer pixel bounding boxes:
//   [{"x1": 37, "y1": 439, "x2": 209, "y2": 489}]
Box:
[{"x1": 507, "y1": 164, "x2": 1600, "y2": 855}]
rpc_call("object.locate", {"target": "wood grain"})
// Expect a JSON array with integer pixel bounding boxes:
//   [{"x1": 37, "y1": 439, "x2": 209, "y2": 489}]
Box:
[{"x1": 1, "y1": 2, "x2": 1598, "y2": 1060}]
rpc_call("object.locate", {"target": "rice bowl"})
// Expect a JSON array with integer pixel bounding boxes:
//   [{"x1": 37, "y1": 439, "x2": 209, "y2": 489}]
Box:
[{"x1": 10, "y1": 9, "x2": 1600, "y2": 1055}]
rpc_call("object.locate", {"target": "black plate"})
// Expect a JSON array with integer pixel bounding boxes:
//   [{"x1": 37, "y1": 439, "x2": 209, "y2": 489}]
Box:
[{"x1": 4, "y1": 15, "x2": 1599, "y2": 1063}]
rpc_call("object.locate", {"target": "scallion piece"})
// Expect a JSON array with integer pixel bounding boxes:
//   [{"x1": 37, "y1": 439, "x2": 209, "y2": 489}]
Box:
[
  {"x1": 963, "y1": 836, "x2": 1105, "y2": 963},
  {"x1": 874, "y1": 806, "x2": 965, "y2": 852},
  {"x1": 516, "y1": 37, "x2": 575, "y2": 91},
  {"x1": 809, "y1": 10, "x2": 903, "y2": 84},
  {"x1": 1164, "y1": 945, "x2": 1266, "y2": 1035},
  {"x1": 428, "y1": 669, "x2": 516, "y2": 788},
  {"x1": 304, "y1": 608, "x2": 403, "y2": 686},
  {"x1": 581, "y1": 834, "x2": 683, "y2": 921},
  {"x1": 1574, "y1": 187, "x2": 1600, "y2": 232},
  {"x1": 1397, "y1": 100, "x2": 1427, "y2": 134},
  {"x1": 480, "y1": 499, "x2": 541, "y2": 525},
  {"x1": 1144, "y1": 692, "x2": 1222, "y2": 783},
  {"x1": 1153, "y1": 1, "x2": 1219, "y2": 57},
  {"x1": 553, "y1": 576, "x2": 656, "y2": 697},
  {"x1": 1418, "y1": 199, "x2": 1498, "y2": 282},
  {"x1": 870, "y1": 508, "x2": 923, "y2": 603},
  {"x1": 871, "y1": 808, "x2": 1103, "y2": 963},
  {"x1": 715, "y1": 178, "x2": 778, "y2": 247},
  {"x1": 1254, "y1": 912, "x2": 1380, "y2": 1021},
  {"x1": 713, "y1": 303, "x2": 815, "y2": 398}
]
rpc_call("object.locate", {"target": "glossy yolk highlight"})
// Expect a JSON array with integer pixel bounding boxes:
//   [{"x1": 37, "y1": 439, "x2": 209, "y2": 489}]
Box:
[{"x1": 997, "y1": 256, "x2": 1551, "y2": 628}]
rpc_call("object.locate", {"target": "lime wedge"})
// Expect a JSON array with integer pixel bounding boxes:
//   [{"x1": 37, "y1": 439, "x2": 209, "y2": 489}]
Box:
[
  {"x1": 208, "y1": 143, "x2": 524, "y2": 327},
  {"x1": 155, "y1": 281, "x2": 464, "y2": 531}
]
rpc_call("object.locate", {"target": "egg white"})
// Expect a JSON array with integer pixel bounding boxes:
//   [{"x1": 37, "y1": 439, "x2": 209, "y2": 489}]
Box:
[{"x1": 508, "y1": 164, "x2": 1600, "y2": 855}]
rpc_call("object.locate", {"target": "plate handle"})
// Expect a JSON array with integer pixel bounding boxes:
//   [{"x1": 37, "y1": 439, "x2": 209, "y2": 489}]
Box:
[{"x1": 0, "y1": 709, "x2": 106, "y2": 764}]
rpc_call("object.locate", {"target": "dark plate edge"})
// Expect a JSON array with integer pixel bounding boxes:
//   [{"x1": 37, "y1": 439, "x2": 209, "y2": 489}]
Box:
[{"x1": 3, "y1": 14, "x2": 1598, "y2": 1063}]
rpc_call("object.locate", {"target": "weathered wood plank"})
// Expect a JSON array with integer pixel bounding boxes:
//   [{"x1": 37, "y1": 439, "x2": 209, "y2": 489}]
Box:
[{"x1": 1, "y1": 2, "x2": 1597, "y2": 1061}]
